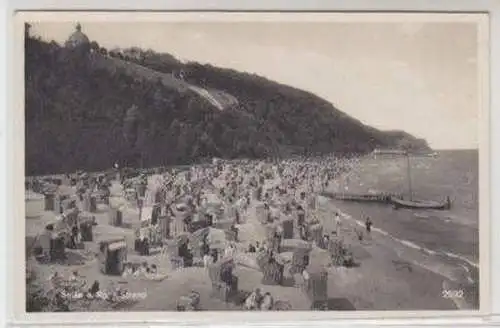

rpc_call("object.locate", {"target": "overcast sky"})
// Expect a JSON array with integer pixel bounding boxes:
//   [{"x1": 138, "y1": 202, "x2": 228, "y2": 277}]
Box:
[{"x1": 29, "y1": 19, "x2": 480, "y2": 149}]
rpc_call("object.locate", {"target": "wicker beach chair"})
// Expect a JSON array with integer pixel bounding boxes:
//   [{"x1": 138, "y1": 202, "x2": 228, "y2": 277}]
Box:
[{"x1": 304, "y1": 270, "x2": 329, "y2": 307}]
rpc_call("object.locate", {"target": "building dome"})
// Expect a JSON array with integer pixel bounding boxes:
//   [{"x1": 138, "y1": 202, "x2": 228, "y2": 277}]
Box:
[{"x1": 65, "y1": 23, "x2": 90, "y2": 49}]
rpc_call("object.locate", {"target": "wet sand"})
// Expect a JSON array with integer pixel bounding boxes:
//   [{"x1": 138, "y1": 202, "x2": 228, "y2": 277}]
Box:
[{"x1": 314, "y1": 197, "x2": 460, "y2": 310}]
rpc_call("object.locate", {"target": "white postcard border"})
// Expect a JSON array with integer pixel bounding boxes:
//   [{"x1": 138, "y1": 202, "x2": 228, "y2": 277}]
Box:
[{"x1": 2, "y1": 2, "x2": 498, "y2": 326}]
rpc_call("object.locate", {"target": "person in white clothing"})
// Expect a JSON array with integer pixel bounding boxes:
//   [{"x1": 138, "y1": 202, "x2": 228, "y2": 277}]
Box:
[
  {"x1": 69, "y1": 270, "x2": 80, "y2": 282},
  {"x1": 335, "y1": 212, "x2": 342, "y2": 236},
  {"x1": 302, "y1": 269, "x2": 311, "y2": 290},
  {"x1": 302, "y1": 269, "x2": 310, "y2": 281},
  {"x1": 203, "y1": 253, "x2": 214, "y2": 268},
  {"x1": 224, "y1": 243, "x2": 236, "y2": 258},
  {"x1": 244, "y1": 288, "x2": 263, "y2": 310}
]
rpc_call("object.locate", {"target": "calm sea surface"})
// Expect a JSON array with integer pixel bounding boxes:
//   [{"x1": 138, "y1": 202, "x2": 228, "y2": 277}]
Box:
[{"x1": 327, "y1": 149, "x2": 479, "y2": 264}]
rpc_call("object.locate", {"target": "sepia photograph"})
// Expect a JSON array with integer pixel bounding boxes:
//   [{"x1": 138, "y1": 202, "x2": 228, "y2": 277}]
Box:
[{"x1": 17, "y1": 11, "x2": 489, "y2": 317}]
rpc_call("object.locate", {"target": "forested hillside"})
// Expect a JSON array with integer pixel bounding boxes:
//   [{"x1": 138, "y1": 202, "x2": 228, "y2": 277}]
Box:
[{"x1": 25, "y1": 32, "x2": 429, "y2": 175}]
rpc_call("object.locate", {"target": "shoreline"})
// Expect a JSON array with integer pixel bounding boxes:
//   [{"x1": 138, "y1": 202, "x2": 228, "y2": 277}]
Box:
[
  {"x1": 316, "y1": 151, "x2": 479, "y2": 310},
  {"x1": 316, "y1": 197, "x2": 473, "y2": 310},
  {"x1": 326, "y1": 198, "x2": 478, "y2": 269},
  {"x1": 323, "y1": 150, "x2": 479, "y2": 266}
]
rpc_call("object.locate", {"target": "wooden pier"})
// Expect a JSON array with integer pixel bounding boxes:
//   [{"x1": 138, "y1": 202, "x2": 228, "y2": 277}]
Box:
[{"x1": 321, "y1": 191, "x2": 403, "y2": 204}]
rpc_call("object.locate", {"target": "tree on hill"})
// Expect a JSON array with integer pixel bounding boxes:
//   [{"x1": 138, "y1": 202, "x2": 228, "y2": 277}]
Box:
[
  {"x1": 90, "y1": 41, "x2": 100, "y2": 53},
  {"x1": 25, "y1": 23, "x2": 31, "y2": 39}
]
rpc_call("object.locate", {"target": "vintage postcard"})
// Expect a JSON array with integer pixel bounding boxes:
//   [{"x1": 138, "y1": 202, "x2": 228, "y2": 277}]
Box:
[{"x1": 11, "y1": 10, "x2": 490, "y2": 324}]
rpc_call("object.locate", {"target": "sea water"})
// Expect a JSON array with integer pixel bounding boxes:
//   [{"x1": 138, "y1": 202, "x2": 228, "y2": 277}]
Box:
[{"x1": 323, "y1": 149, "x2": 480, "y2": 307}]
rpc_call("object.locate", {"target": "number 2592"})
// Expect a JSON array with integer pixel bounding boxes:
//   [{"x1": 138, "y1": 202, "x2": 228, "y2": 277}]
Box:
[{"x1": 442, "y1": 289, "x2": 464, "y2": 299}]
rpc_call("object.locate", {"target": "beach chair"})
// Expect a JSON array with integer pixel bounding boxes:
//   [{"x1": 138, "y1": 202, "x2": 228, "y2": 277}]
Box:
[
  {"x1": 281, "y1": 219, "x2": 294, "y2": 239},
  {"x1": 290, "y1": 248, "x2": 311, "y2": 275},
  {"x1": 309, "y1": 223, "x2": 323, "y2": 247},
  {"x1": 44, "y1": 192, "x2": 56, "y2": 211},
  {"x1": 157, "y1": 215, "x2": 171, "y2": 240},
  {"x1": 108, "y1": 208, "x2": 123, "y2": 227},
  {"x1": 208, "y1": 260, "x2": 238, "y2": 302},
  {"x1": 89, "y1": 194, "x2": 98, "y2": 213},
  {"x1": 224, "y1": 229, "x2": 237, "y2": 242},
  {"x1": 261, "y1": 260, "x2": 284, "y2": 286},
  {"x1": 79, "y1": 221, "x2": 94, "y2": 242},
  {"x1": 305, "y1": 270, "x2": 329, "y2": 306},
  {"x1": 170, "y1": 256, "x2": 184, "y2": 270},
  {"x1": 208, "y1": 262, "x2": 222, "y2": 283},
  {"x1": 211, "y1": 281, "x2": 232, "y2": 302},
  {"x1": 328, "y1": 238, "x2": 347, "y2": 267}
]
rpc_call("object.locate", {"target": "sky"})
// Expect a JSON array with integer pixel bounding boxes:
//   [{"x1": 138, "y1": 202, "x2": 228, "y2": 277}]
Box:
[{"x1": 29, "y1": 19, "x2": 481, "y2": 149}]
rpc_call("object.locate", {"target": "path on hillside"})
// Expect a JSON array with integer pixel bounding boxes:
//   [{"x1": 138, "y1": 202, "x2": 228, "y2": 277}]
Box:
[{"x1": 91, "y1": 53, "x2": 239, "y2": 111}]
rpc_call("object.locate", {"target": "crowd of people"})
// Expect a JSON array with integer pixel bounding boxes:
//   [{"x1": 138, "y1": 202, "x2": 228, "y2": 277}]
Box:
[
  {"x1": 120, "y1": 153, "x2": 375, "y2": 261},
  {"x1": 27, "y1": 153, "x2": 372, "y2": 311},
  {"x1": 135, "y1": 155, "x2": 363, "y2": 238},
  {"x1": 119, "y1": 155, "x2": 372, "y2": 309}
]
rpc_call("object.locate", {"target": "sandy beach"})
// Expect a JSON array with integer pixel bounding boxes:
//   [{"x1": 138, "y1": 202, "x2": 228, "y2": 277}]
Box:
[
  {"x1": 25, "y1": 198, "x2": 457, "y2": 312},
  {"x1": 25, "y1": 150, "x2": 479, "y2": 312}
]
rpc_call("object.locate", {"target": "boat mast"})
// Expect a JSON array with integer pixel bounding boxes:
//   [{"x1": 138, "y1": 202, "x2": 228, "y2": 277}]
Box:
[{"x1": 405, "y1": 151, "x2": 413, "y2": 201}]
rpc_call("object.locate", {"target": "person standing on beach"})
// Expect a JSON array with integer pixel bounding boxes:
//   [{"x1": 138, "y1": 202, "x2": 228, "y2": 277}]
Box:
[
  {"x1": 335, "y1": 212, "x2": 341, "y2": 236},
  {"x1": 365, "y1": 217, "x2": 373, "y2": 234},
  {"x1": 296, "y1": 205, "x2": 305, "y2": 226}
]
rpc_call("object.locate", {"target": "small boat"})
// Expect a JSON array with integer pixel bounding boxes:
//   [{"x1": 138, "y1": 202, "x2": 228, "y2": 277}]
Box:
[
  {"x1": 390, "y1": 196, "x2": 451, "y2": 210},
  {"x1": 386, "y1": 150, "x2": 451, "y2": 211}
]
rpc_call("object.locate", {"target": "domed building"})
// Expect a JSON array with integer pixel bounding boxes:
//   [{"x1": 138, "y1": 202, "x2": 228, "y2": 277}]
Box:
[{"x1": 64, "y1": 23, "x2": 90, "y2": 50}]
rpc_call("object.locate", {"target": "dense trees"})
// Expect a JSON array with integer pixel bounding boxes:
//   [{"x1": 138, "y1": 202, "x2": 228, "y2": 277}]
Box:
[{"x1": 25, "y1": 36, "x2": 428, "y2": 175}]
